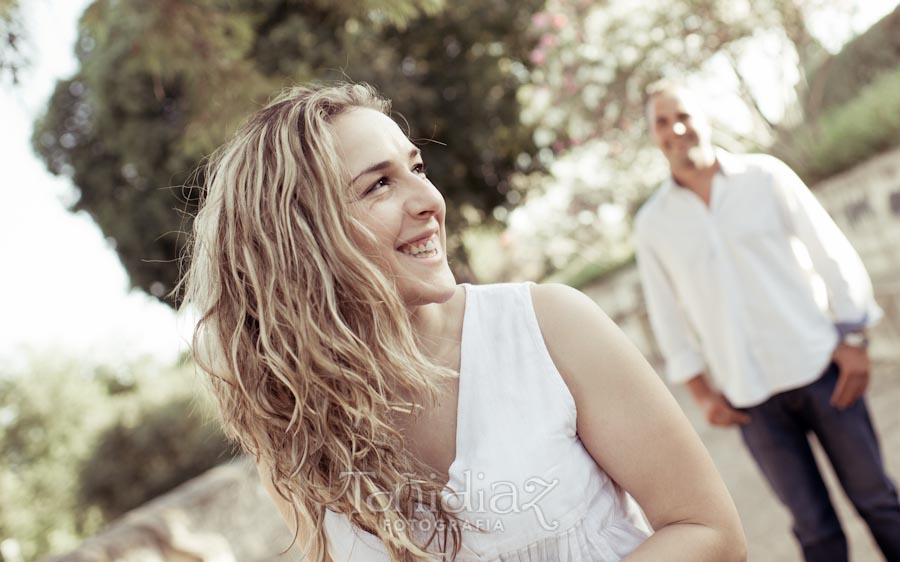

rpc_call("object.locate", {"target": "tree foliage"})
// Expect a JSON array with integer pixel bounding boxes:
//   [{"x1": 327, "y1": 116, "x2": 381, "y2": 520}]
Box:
[
  {"x1": 771, "y1": 4, "x2": 900, "y2": 184},
  {"x1": 0, "y1": 358, "x2": 230, "y2": 561},
  {"x1": 33, "y1": 0, "x2": 541, "y2": 304},
  {"x1": 504, "y1": 0, "x2": 768, "y2": 278},
  {"x1": 804, "y1": 3, "x2": 900, "y2": 120},
  {"x1": 79, "y1": 394, "x2": 234, "y2": 520},
  {"x1": 0, "y1": 0, "x2": 24, "y2": 84},
  {"x1": 780, "y1": 67, "x2": 900, "y2": 184},
  {"x1": 520, "y1": 0, "x2": 859, "y2": 157},
  {"x1": 0, "y1": 360, "x2": 111, "y2": 561},
  {"x1": 499, "y1": 0, "x2": 868, "y2": 281}
]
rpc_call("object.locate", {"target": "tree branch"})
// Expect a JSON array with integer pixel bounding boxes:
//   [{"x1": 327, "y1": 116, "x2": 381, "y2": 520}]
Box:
[{"x1": 723, "y1": 48, "x2": 777, "y2": 135}]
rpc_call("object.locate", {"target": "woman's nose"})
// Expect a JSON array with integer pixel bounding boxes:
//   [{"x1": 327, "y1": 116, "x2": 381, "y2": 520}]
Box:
[{"x1": 404, "y1": 175, "x2": 444, "y2": 218}]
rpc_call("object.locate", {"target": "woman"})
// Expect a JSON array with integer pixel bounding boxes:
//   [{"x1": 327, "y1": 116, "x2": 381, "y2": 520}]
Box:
[{"x1": 181, "y1": 83, "x2": 746, "y2": 562}]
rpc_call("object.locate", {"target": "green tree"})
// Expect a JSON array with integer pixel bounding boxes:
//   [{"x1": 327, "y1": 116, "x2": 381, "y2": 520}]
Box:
[
  {"x1": 0, "y1": 360, "x2": 112, "y2": 560},
  {"x1": 520, "y1": 0, "x2": 863, "y2": 157},
  {"x1": 0, "y1": 0, "x2": 23, "y2": 84},
  {"x1": 504, "y1": 0, "x2": 869, "y2": 281},
  {"x1": 804, "y1": 3, "x2": 900, "y2": 118},
  {"x1": 80, "y1": 395, "x2": 234, "y2": 520},
  {"x1": 33, "y1": 0, "x2": 541, "y2": 303},
  {"x1": 0, "y1": 356, "x2": 230, "y2": 561}
]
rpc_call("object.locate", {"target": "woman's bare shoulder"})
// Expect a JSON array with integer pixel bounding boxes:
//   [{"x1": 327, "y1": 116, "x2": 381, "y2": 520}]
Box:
[{"x1": 528, "y1": 283, "x2": 622, "y2": 389}]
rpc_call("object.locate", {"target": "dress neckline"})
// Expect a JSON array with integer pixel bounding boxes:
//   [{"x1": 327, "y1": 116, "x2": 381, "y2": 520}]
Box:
[{"x1": 445, "y1": 282, "x2": 472, "y2": 490}]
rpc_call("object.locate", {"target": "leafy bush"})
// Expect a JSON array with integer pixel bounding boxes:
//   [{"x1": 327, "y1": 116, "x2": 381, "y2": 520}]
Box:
[
  {"x1": 544, "y1": 253, "x2": 636, "y2": 290},
  {"x1": 0, "y1": 357, "x2": 232, "y2": 561},
  {"x1": 0, "y1": 360, "x2": 111, "y2": 561},
  {"x1": 805, "y1": 4, "x2": 900, "y2": 118},
  {"x1": 781, "y1": 68, "x2": 900, "y2": 184},
  {"x1": 79, "y1": 395, "x2": 234, "y2": 519}
]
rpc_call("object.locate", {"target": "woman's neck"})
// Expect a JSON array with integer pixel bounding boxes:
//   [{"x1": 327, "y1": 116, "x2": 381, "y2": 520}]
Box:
[{"x1": 408, "y1": 285, "x2": 466, "y2": 369}]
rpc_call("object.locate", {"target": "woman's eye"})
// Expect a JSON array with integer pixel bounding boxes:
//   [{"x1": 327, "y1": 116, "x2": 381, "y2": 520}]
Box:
[
  {"x1": 363, "y1": 177, "x2": 389, "y2": 197},
  {"x1": 413, "y1": 162, "x2": 427, "y2": 176}
]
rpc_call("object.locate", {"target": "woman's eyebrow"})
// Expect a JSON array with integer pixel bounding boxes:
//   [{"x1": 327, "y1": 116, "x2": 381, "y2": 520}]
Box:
[{"x1": 351, "y1": 148, "x2": 421, "y2": 183}]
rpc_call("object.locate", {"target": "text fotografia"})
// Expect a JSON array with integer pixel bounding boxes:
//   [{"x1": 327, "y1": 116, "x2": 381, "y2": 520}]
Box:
[{"x1": 340, "y1": 470, "x2": 561, "y2": 532}]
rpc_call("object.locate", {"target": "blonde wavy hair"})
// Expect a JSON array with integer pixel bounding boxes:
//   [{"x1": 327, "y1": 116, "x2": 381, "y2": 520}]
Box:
[{"x1": 180, "y1": 83, "x2": 462, "y2": 561}]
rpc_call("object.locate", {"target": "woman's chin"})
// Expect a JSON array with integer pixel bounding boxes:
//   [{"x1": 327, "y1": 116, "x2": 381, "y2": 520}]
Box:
[{"x1": 400, "y1": 275, "x2": 458, "y2": 307}]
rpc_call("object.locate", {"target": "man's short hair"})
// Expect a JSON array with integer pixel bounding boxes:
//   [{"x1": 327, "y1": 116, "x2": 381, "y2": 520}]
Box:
[{"x1": 643, "y1": 78, "x2": 687, "y2": 117}]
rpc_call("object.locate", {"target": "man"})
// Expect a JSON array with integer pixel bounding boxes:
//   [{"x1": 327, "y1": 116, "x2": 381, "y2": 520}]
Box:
[{"x1": 634, "y1": 81, "x2": 900, "y2": 562}]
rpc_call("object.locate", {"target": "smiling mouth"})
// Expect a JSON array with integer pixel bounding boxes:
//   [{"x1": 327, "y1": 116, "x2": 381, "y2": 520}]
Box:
[
  {"x1": 398, "y1": 232, "x2": 440, "y2": 258},
  {"x1": 669, "y1": 135, "x2": 697, "y2": 150}
]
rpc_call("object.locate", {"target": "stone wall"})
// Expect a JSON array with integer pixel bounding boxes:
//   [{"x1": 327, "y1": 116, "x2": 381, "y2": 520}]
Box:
[
  {"x1": 812, "y1": 145, "x2": 900, "y2": 358},
  {"x1": 583, "y1": 145, "x2": 900, "y2": 363},
  {"x1": 42, "y1": 459, "x2": 300, "y2": 562}
]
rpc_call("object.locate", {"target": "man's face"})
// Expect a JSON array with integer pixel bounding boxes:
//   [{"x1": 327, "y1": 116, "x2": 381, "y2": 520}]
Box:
[{"x1": 648, "y1": 89, "x2": 714, "y2": 171}]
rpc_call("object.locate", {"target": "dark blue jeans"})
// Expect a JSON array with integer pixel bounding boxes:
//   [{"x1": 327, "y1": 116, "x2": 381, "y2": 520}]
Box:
[{"x1": 738, "y1": 363, "x2": 900, "y2": 562}]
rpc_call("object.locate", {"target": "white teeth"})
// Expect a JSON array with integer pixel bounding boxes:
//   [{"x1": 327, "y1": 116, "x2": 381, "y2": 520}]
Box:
[{"x1": 400, "y1": 234, "x2": 439, "y2": 257}]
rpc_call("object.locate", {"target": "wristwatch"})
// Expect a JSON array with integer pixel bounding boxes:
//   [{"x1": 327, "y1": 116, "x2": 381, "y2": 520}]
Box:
[{"x1": 842, "y1": 331, "x2": 869, "y2": 348}]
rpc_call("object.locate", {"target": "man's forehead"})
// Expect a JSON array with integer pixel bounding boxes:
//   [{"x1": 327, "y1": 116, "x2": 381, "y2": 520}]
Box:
[{"x1": 651, "y1": 89, "x2": 701, "y2": 116}]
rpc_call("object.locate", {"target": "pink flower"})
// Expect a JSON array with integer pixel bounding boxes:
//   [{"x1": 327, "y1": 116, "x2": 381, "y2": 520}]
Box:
[{"x1": 531, "y1": 12, "x2": 550, "y2": 29}]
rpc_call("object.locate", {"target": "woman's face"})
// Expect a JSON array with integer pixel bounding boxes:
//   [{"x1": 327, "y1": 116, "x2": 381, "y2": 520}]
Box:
[{"x1": 332, "y1": 107, "x2": 456, "y2": 307}]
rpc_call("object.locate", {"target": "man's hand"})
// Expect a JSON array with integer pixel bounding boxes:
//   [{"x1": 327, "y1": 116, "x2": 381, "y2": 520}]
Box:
[
  {"x1": 697, "y1": 392, "x2": 751, "y2": 427},
  {"x1": 830, "y1": 342, "x2": 870, "y2": 410},
  {"x1": 686, "y1": 374, "x2": 751, "y2": 427}
]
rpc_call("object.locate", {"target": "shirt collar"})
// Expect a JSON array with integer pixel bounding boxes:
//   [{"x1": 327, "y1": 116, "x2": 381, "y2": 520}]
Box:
[
  {"x1": 657, "y1": 147, "x2": 743, "y2": 204},
  {"x1": 713, "y1": 147, "x2": 746, "y2": 176},
  {"x1": 661, "y1": 147, "x2": 744, "y2": 191}
]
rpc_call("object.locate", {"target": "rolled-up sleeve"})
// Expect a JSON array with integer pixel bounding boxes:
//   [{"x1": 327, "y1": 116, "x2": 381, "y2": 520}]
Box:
[
  {"x1": 770, "y1": 158, "x2": 883, "y2": 328},
  {"x1": 635, "y1": 226, "x2": 706, "y2": 384}
]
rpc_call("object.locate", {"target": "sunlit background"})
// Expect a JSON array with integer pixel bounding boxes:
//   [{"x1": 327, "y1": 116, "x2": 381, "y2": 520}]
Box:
[
  {"x1": 1, "y1": 0, "x2": 899, "y2": 560},
  {"x1": 1, "y1": 0, "x2": 188, "y2": 371}
]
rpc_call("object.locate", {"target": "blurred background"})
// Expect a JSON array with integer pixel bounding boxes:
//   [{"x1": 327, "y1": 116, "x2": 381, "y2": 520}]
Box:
[{"x1": 1, "y1": 0, "x2": 899, "y2": 560}]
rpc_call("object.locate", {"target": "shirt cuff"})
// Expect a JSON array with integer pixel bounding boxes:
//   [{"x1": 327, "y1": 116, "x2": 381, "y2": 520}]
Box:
[
  {"x1": 666, "y1": 350, "x2": 706, "y2": 385},
  {"x1": 834, "y1": 303, "x2": 884, "y2": 337}
]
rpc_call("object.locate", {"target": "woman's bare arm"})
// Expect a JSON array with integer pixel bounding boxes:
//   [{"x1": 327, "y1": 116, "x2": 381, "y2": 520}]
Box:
[{"x1": 531, "y1": 283, "x2": 746, "y2": 562}]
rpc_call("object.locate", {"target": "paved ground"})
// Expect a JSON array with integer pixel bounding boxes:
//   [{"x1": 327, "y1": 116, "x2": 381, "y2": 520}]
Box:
[{"x1": 668, "y1": 360, "x2": 900, "y2": 562}]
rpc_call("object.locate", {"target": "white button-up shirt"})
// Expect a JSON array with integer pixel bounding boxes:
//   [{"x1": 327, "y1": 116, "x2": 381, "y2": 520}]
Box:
[{"x1": 634, "y1": 150, "x2": 882, "y2": 407}]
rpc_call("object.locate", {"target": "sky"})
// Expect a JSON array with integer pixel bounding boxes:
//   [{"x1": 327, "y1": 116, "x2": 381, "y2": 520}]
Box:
[
  {"x1": 0, "y1": 0, "x2": 191, "y2": 371},
  {"x1": 1, "y1": 0, "x2": 897, "y2": 373}
]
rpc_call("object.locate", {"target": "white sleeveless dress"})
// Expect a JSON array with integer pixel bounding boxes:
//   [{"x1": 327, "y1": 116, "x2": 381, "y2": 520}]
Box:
[{"x1": 324, "y1": 283, "x2": 652, "y2": 561}]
